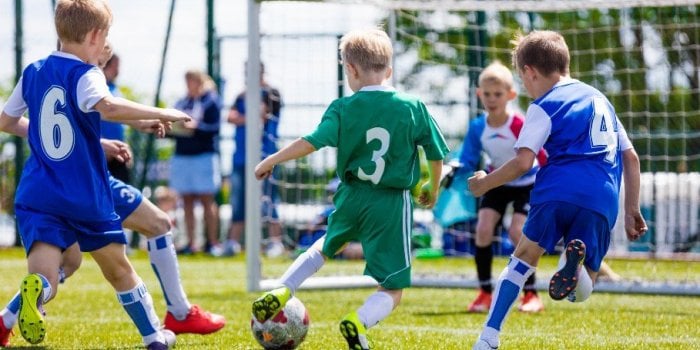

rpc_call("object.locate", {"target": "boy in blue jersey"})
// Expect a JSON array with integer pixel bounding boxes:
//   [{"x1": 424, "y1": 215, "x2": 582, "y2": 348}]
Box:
[
  {"x1": 459, "y1": 62, "x2": 547, "y2": 314},
  {"x1": 251, "y1": 28, "x2": 449, "y2": 350},
  {"x1": 0, "y1": 0, "x2": 191, "y2": 348},
  {"x1": 468, "y1": 30, "x2": 648, "y2": 350}
]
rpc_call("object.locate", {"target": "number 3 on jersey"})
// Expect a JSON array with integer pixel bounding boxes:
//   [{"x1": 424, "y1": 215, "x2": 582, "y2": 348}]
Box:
[
  {"x1": 40, "y1": 86, "x2": 75, "y2": 160},
  {"x1": 358, "y1": 127, "x2": 390, "y2": 184},
  {"x1": 590, "y1": 97, "x2": 618, "y2": 163}
]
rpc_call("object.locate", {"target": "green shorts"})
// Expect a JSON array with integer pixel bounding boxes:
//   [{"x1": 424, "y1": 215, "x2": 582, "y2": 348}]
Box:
[{"x1": 322, "y1": 182, "x2": 413, "y2": 289}]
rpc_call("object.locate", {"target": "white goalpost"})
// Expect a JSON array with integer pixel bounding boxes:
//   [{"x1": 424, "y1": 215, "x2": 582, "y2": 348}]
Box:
[{"x1": 243, "y1": 0, "x2": 700, "y2": 295}]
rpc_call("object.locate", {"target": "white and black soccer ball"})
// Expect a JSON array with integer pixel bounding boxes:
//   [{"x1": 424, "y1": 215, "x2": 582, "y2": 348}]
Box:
[{"x1": 251, "y1": 297, "x2": 309, "y2": 350}]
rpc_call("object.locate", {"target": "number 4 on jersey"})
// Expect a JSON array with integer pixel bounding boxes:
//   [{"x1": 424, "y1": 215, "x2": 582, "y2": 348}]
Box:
[{"x1": 590, "y1": 97, "x2": 618, "y2": 163}]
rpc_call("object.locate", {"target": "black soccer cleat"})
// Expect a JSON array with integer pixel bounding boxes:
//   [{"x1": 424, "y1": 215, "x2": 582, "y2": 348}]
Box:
[{"x1": 549, "y1": 239, "x2": 586, "y2": 301}]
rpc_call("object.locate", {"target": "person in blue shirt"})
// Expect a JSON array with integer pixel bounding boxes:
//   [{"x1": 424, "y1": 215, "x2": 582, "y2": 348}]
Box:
[
  {"x1": 226, "y1": 63, "x2": 285, "y2": 257},
  {"x1": 0, "y1": 1, "x2": 189, "y2": 348},
  {"x1": 459, "y1": 62, "x2": 547, "y2": 314},
  {"x1": 469, "y1": 30, "x2": 648, "y2": 350},
  {"x1": 169, "y1": 70, "x2": 222, "y2": 256}
]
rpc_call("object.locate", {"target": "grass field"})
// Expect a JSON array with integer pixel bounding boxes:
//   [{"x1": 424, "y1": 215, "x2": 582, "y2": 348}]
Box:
[{"x1": 0, "y1": 247, "x2": 698, "y2": 349}]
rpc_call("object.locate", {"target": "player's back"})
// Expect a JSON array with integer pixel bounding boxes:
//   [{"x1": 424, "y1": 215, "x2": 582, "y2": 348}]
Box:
[
  {"x1": 16, "y1": 53, "x2": 115, "y2": 222},
  {"x1": 332, "y1": 88, "x2": 438, "y2": 190},
  {"x1": 529, "y1": 79, "x2": 623, "y2": 225}
]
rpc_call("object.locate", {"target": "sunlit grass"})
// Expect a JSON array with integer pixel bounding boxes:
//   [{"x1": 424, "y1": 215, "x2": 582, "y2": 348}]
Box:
[{"x1": 0, "y1": 247, "x2": 697, "y2": 349}]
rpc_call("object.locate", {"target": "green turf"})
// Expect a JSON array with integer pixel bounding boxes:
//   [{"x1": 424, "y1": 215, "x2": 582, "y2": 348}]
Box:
[{"x1": 0, "y1": 247, "x2": 698, "y2": 349}]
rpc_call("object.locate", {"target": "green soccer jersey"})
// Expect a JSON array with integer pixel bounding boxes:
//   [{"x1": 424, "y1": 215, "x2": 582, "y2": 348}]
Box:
[{"x1": 304, "y1": 86, "x2": 449, "y2": 189}]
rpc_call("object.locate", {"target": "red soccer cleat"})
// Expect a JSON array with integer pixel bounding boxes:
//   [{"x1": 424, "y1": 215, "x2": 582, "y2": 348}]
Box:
[
  {"x1": 518, "y1": 291, "x2": 544, "y2": 313},
  {"x1": 467, "y1": 290, "x2": 493, "y2": 313},
  {"x1": 163, "y1": 305, "x2": 226, "y2": 335},
  {"x1": 0, "y1": 315, "x2": 13, "y2": 347}
]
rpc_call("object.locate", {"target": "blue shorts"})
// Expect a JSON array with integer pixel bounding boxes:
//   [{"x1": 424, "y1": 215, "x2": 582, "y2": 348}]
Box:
[
  {"x1": 170, "y1": 153, "x2": 221, "y2": 194},
  {"x1": 110, "y1": 175, "x2": 143, "y2": 220},
  {"x1": 523, "y1": 201, "x2": 611, "y2": 272},
  {"x1": 15, "y1": 205, "x2": 126, "y2": 254},
  {"x1": 230, "y1": 165, "x2": 279, "y2": 222}
]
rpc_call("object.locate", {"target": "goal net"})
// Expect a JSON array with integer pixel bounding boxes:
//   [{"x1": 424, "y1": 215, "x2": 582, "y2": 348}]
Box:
[{"x1": 243, "y1": 0, "x2": 700, "y2": 295}]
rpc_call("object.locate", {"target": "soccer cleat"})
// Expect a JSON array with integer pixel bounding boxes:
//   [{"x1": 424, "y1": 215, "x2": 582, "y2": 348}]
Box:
[
  {"x1": 473, "y1": 338, "x2": 499, "y2": 350},
  {"x1": 467, "y1": 290, "x2": 492, "y2": 313},
  {"x1": 339, "y1": 312, "x2": 370, "y2": 350},
  {"x1": 252, "y1": 287, "x2": 291, "y2": 323},
  {"x1": 18, "y1": 274, "x2": 46, "y2": 345},
  {"x1": 164, "y1": 305, "x2": 226, "y2": 335},
  {"x1": 549, "y1": 239, "x2": 586, "y2": 301},
  {"x1": 146, "y1": 329, "x2": 176, "y2": 350},
  {"x1": 0, "y1": 315, "x2": 13, "y2": 347},
  {"x1": 518, "y1": 291, "x2": 544, "y2": 313}
]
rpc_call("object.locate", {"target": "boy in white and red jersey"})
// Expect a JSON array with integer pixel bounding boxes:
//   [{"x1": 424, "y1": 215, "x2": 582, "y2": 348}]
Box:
[{"x1": 458, "y1": 62, "x2": 547, "y2": 314}]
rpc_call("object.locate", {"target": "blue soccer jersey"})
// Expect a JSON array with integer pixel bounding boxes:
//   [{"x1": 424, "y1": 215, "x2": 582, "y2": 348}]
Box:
[
  {"x1": 515, "y1": 79, "x2": 632, "y2": 226},
  {"x1": 12, "y1": 52, "x2": 117, "y2": 222}
]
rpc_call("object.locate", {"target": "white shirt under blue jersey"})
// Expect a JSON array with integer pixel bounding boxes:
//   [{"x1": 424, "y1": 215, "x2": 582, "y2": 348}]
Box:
[
  {"x1": 2, "y1": 51, "x2": 118, "y2": 222},
  {"x1": 515, "y1": 78, "x2": 633, "y2": 226},
  {"x1": 458, "y1": 113, "x2": 547, "y2": 187}
]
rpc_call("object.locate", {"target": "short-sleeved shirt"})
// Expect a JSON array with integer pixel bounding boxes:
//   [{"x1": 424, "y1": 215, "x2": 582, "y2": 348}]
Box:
[
  {"x1": 515, "y1": 78, "x2": 633, "y2": 226},
  {"x1": 2, "y1": 51, "x2": 117, "y2": 222},
  {"x1": 231, "y1": 88, "x2": 281, "y2": 166},
  {"x1": 303, "y1": 85, "x2": 449, "y2": 190},
  {"x1": 458, "y1": 113, "x2": 547, "y2": 187}
]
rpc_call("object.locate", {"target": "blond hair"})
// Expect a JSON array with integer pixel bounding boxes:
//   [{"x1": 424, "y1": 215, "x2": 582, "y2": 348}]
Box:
[
  {"x1": 478, "y1": 61, "x2": 514, "y2": 90},
  {"x1": 55, "y1": 0, "x2": 112, "y2": 44},
  {"x1": 185, "y1": 70, "x2": 217, "y2": 94},
  {"x1": 512, "y1": 30, "x2": 569, "y2": 76},
  {"x1": 339, "y1": 28, "x2": 392, "y2": 73}
]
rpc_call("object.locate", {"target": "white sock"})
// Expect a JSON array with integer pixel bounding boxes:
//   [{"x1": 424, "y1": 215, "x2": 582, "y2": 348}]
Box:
[
  {"x1": 279, "y1": 248, "x2": 325, "y2": 292},
  {"x1": 117, "y1": 282, "x2": 163, "y2": 346},
  {"x1": 571, "y1": 268, "x2": 593, "y2": 302},
  {"x1": 557, "y1": 250, "x2": 594, "y2": 302},
  {"x1": 357, "y1": 291, "x2": 394, "y2": 329},
  {"x1": 147, "y1": 233, "x2": 191, "y2": 319},
  {"x1": 37, "y1": 273, "x2": 52, "y2": 303},
  {"x1": 0, "y1": 292, "x2": 20, "y2": 328},
  {"x1": 482, "y1": 256, "x2": 534, "y2": 345}
]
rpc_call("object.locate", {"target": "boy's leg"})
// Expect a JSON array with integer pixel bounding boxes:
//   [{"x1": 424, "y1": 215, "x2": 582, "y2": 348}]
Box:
[
  {"x1": 17, "y1": 242, "x2": 62, "y2": 345},
  {"x1": 90, "y1": 243, "x2": 173, "y2": 348},
  {"x1": 122, "y1": 195, "x2": 226, "y2": 335},
  {"x1": 475, "y1": 238, "x2": 542, "y2": 349},
  {"x1": 340, "y1": 288, "x2": 398, "y2": 350},
  {"x1": 252, "y1": 237, "x2": 327, "y2": 322},
  {"x1": 469, "y1": 208, "x2": 500, "y2": 313},
  {"x1": 509, "y1": 212, "x2": 544, "y2": 313}
]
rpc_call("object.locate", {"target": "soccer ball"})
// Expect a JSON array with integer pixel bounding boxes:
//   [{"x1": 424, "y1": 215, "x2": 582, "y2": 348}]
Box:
[{"x1": 251, "y1": 297, "x2": 309, "y2": 350}]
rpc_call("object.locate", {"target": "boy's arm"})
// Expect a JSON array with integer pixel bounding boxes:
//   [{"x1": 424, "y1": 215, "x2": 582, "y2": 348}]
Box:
[
  {"x1": 0, "y1": 113, "x2": 28, "y2": 138},
  {"x1": 418, "y1": 159, "x2": 443, "y2": 208},
  {"x1": 255, "y1": 138, "x2": 316, "y2": 180},
  {"x1": 468, "y1": 148, "x2": 535, "y2": 197},
  {"x1": 94, "y1": 96, "x2": 190, "y2": 123},
  {"x1": 621, "y1": 147, "x2": 648, "y2": 241}
]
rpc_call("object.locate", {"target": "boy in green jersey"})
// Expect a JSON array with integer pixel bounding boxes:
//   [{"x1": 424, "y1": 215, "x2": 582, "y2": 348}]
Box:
[{"x1": 252, "y1": 28, "x2": 449, "y2": 349}]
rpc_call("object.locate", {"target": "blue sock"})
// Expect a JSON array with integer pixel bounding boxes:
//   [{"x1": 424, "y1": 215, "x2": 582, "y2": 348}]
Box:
[{"x1": 481, "y1": 256, "x2": 534, "y2": 342}]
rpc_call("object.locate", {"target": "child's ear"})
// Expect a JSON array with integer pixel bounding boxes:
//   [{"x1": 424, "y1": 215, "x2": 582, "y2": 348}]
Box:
[
  {"x1": 476, "y1": 87, "x2": 482, "y2": 98},
  {"x1": 508, "y1": 88, "x2": 517, "y2": 100}
]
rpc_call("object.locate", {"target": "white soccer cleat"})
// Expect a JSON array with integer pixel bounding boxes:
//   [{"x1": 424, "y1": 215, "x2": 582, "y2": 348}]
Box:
[{"x1": 473, "y1": 338, "x2": 498, "y2": 350}]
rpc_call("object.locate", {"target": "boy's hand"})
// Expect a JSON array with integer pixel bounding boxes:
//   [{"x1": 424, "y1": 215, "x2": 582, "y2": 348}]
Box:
[
  {"x1": 255, "y1": 160, "x2": 274, "y2": 180},
  {"x1": 468, "y1": 170, "x2": 488, "y2": 197},
  {"x1": 101, "y1": 139, "x2": 132, "y2": 164},
  {"x1": 133, "y1": 120, "x2": 170, "y2": 138},
  {"x1": 624, "y1": 210, "x2": 648, "y2": 241},
  {"x1": 160, "y1": 108, "x2": 192, "y2": 123},
  {"x1": 417, "y1": 182, "x2": 439, "y2": 209}
]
